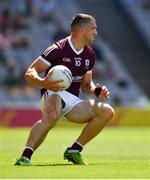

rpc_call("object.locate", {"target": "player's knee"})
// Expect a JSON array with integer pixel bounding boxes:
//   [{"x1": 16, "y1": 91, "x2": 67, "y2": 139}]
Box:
[
  {"x1": 41, "y1": 94, "x2": 62, "y2": 128},
  {"x1": 48, "y1": 111, "x2": 59, "y2": 122},
  {"x1": 42, "y1": 111, "x2": 59, "y2": 129},
  {"x1": 96, "y1": 103, "x2": 114, "y2": 120},
  {"x1": 104, "y1": 104, "x2": 114, "y2": 120}
]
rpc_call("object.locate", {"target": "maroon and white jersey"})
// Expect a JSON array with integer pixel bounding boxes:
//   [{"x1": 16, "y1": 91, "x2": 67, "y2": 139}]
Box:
[{"x1": 39, "y1": 36, "x2": 95, "y2": 97}]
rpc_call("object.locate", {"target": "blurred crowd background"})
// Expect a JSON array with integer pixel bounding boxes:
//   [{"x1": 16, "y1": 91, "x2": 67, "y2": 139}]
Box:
[{"x1": 0, "y1": 0, "x2": 150, "y2": 108}]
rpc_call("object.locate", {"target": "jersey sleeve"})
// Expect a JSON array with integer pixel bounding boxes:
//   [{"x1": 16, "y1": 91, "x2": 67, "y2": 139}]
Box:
[
  {"x1": 89, "y1": 48, "x2": 95, "y2": 70},
  {"x1": 38, "y1": 43, "x2": 60, "y2": 66}
]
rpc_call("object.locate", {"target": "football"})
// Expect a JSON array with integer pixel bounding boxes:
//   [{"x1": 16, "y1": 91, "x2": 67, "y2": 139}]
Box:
[{"x1": 49, "y1": 65, "x2": 72, "y2": 90}]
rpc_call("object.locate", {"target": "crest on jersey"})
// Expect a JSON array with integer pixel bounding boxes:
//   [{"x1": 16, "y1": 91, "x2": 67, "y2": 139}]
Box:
[{"x1": 85, "y1": 59, "x2": 90, "y2": 66}]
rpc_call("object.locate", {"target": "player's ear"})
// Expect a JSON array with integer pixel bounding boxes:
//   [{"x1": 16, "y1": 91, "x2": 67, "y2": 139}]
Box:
[{"x1": 80, "y1": 27, "x2": 85, "y2": 33}]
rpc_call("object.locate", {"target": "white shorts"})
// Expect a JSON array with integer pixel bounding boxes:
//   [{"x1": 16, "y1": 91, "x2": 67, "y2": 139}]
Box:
[{"x1": 40, "y1": 90, "x2": 83, "y2": 115}]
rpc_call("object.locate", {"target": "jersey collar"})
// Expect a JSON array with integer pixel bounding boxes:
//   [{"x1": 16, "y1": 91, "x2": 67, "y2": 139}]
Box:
[{"x1": 67, "y1": 36, "x2": 84, "y2": 55}]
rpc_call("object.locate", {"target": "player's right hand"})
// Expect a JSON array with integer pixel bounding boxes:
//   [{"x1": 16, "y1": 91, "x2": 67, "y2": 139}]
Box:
[
  {"x1": 42, "y1": 70, "x2": 65, "y2": 91},
  {"x1": 99, "y1": 85, "x2": 110, "y2": 99}
]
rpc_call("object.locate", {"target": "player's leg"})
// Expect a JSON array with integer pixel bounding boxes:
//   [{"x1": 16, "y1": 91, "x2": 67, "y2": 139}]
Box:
[
  {"x1": 15, "y1": 94, "x2": 62, "y2": 166},
  {"x1": 66, "y1": 99, "x2": 114, "y2": 145},
  {"x1": 25, "y1": 94, "x2": 62, "y2": 150},
  {"x1": 64, "y1": 99, "x2": 114, "y2": 164}
]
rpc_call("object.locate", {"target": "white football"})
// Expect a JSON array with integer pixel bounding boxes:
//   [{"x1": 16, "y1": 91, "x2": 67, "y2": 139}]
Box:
[{"x1": 49, "y1": 65, "x2": 72, "y2": 90}]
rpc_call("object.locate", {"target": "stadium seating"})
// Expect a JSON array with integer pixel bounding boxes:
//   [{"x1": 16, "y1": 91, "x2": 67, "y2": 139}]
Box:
[
  {"x1": 118, "y1": 0, "x2": 150, "y2": 50},
  {"x1": 0, "y1": 0, "x2": 149, "y2": 108}
]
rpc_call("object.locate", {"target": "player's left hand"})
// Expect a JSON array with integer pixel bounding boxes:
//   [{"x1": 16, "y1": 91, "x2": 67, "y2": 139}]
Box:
[{"x1": 98, "y1": 85, "x2": 110, "y2": 99}]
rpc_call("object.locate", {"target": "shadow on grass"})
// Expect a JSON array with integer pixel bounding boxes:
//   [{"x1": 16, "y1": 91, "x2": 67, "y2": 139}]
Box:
[
  {"x1": 33, "y1": 163, "x2": 99, "y2": 167},
  {"x1": 33, "y1": 163, "x2": 74, "y2": 166}
]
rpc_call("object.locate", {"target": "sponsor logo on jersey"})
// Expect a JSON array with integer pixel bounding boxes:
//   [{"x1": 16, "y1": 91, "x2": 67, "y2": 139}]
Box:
[{"x1": 72, "y1": 76, "x2": 83, "y2": 82}]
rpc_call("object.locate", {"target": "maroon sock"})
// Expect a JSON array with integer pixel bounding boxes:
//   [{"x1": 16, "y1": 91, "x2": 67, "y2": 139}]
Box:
[
  {"x1": 70, "y1": 141, "x2": 83, "y2": 152},
  {"x1": 21, "y1": 147, "x2": 34, "y2": 160}
]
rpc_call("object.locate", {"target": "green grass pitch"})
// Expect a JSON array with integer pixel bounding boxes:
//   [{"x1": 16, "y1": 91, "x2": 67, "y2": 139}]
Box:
[{"x1": 0, "y1": 123, "x2": 150, "y2": 179}]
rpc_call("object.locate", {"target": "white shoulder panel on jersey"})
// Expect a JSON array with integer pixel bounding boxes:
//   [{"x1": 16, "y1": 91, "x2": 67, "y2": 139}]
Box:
[
  {"x1": 37, "y1": 56, "x2": 51, "y2": 66},
  {"x1": 43, "y1": 44, "x2": 58, "y2": 57}
]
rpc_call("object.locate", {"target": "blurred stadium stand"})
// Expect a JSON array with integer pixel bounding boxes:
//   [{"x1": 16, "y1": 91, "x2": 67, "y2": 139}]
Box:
[
  {"x1": 0, "y1": 0, "x2": 149, "y2": 108},
  {"x1": 117, "y1": 0, "x2": 150, "y2": 51},
  {"x1": 116, "y1": 0, "x2": 150, "y2": 98}
]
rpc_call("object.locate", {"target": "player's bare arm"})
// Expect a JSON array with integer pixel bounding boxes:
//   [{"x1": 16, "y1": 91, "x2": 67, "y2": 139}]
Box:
[
  {"x1": 24, "y1": 58, "x2": 64, "y2": 91},
  {"x1": 80, "y1": 70, "x2": 95, "y2": 96},
  {"x1": 81, "y1": 70, "x2": 109, "y2": 99}
]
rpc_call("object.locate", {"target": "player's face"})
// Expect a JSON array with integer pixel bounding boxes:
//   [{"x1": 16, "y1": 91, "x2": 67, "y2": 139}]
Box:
[{"x1": 83, "y1": 19, "x2": 97, "y2": 45}]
